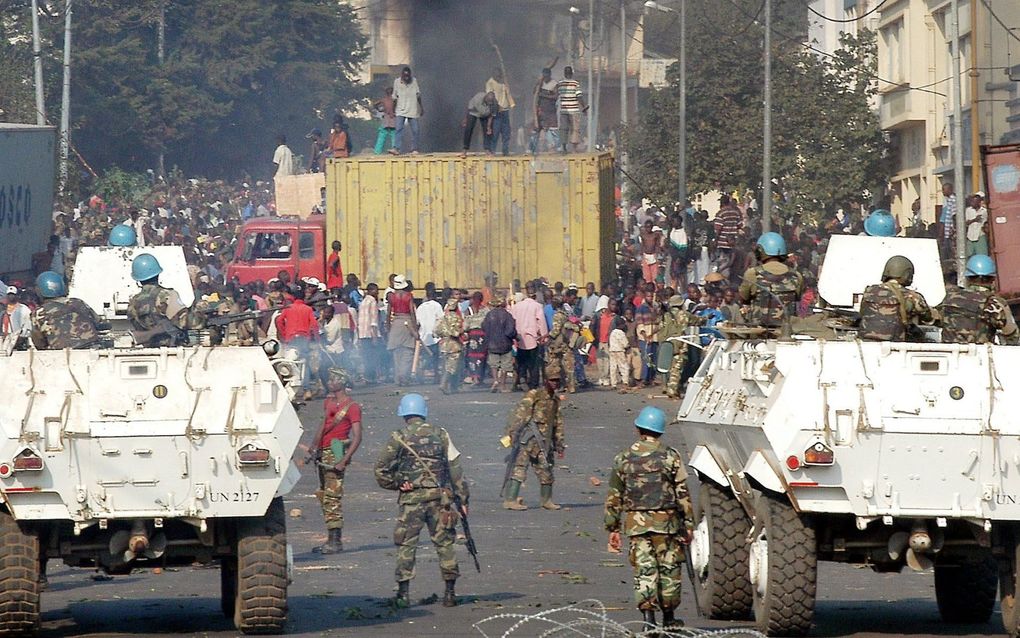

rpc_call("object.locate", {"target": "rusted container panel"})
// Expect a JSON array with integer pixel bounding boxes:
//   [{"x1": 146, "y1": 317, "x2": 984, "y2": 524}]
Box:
[
  {"x1": 983, "y1": 145, "x2": 1020, "y2": 300},
  {"x1": 325, "y1": 152, "x2": 614, "y2": 289}
]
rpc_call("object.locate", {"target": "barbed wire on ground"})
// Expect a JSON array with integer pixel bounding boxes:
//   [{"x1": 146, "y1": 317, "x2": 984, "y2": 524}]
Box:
[{"x1": 473, "y1": 599, "x2": 768, "y2": 638}]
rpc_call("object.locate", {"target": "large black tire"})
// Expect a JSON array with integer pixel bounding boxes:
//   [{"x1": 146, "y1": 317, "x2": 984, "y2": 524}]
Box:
[
  {"x1": 751, "y1": 493, "x2": 816, "y2": 637},
  {"x1": 693, "y1": 481, "x2": 753, "y2": 620},
  {"x1": 935, "y1": 553, "x2": 997, "y2": 624},
  {"x1": 0, "y1": 510, "x2": 40, "y2": 636},
  {"x1": 220, "y1": 557, "x2": 238, "y2": 619},
  {"x1": 1001, "y1": 536, "x2": 1020, "y2": 637},
  {"x1": 235, "y1": 497, "x2": 288, "y2": 635}
]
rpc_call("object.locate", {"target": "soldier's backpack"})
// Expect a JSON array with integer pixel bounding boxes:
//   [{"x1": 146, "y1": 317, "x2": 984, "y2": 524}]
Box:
[
  {"x1": 941, "y1": 286, "x2": 994, "y2": 344},
  {"x1": 858, "y1": 282, "x2": 909, "y2": 341}
]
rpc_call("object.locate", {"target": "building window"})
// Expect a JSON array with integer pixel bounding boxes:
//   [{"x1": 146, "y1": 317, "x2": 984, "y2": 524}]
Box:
[{"x1": 881, "y1": 19, "x2": 904, "y2": 84}]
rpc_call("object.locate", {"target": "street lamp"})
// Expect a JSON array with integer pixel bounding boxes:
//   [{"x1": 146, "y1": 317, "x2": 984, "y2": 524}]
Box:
[
  {"x1": 644, "y1": 0, "x2": 686, "y2": 208},
  {"x1": 568, "y1": 6, "x2": 580, "y2": 68}
]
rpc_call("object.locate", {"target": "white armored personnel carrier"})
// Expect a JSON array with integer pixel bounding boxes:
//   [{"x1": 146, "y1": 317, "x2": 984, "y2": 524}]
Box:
[
  {"x1": 0, "y1": 246, "x2": 303, "y2": 635},
  {"x1": 679, "y1": 235, "x2": 1020, "y2": 636}
]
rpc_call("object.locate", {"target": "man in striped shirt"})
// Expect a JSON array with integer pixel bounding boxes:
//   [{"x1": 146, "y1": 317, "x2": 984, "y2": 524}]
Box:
[
  {"x1": 712, "y1": 195, "x2": 744, "y2": 280},
  {"x1": 556, "y1": 66, "x2": 588, "y2": 153}
]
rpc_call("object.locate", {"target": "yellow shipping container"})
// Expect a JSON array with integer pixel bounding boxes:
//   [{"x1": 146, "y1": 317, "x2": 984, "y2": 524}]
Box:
[{"x1": 324, "y1": 152, "x2": 615, "y2": 289}]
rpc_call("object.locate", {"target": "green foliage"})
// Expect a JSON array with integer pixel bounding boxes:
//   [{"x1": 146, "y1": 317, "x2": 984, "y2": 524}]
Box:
[
  {"x1": 3, "y1": 0, "x2": 368, "y2": 180},
  {"x1": 92, "y1": 168, "x2": 152, "y2": 207},
  {"x1": 626, "y1": 1, "x2": 889, "y2": 223}
]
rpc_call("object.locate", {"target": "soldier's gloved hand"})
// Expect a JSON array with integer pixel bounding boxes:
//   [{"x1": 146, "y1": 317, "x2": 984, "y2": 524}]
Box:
[
  {"x1": 398, "y1": 480, "x2": 414, "y2": 492},
  {"x1": 608, "y1": 531, "x2": 622, "y2": 554}
]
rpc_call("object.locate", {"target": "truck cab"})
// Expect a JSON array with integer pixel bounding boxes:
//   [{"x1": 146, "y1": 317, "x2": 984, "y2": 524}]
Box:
[{"x1": 225, "y1": 215, "x2": 326, "y2": 285}]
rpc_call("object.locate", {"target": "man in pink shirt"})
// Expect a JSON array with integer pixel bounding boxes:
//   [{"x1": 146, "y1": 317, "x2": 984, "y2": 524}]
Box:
[{"x1": 510, "y1": 282, "x2": 548, "y2": 390}]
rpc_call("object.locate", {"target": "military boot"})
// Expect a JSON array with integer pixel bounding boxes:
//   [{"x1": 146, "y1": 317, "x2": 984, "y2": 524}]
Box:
[
  {"x1": 502, "y1": 480, "x2": 528, "y2": 510},
  {"x1": 395, "y1": 580, "x2": 410, "y2": 608},
  {"x1": 317, "y1": 529, "x2": 342, "y2": 554},
  {"x1": 442, "y1": 580, "x2": 457, "y2": 607},
  {"x1": 641, "y1": 609, "x2": 657, "y2": 633},
  {"x1": 540, "y1": 484, "x2": 562, "y2": 510},
  {"x1": 662, "y1": 608, "x2": 683, "y2": 629}
]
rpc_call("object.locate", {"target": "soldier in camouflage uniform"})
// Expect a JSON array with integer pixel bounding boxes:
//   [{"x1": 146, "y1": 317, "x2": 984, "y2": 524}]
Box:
[
  {"x1": 605, "y1": 406, "x2": 693, "y2": 632},
  {"x1": 310, "y1": 368, "x2": 362, "y2": 554},
  {"x1": 375, "y1": 393, "x2": 469, "y2": 609},
  {"x1": 738, "y1": 232, "x2": 805, "y2": 329},
  {"x1": 545, "y1": 296, "x2": 578, "y2": 392},
  {"x1": 941, "y1": 254, "x2": 1019, "y2": 345},
  {"x1": 433, "y1": 298, "x2": 466, "y2": 394},
  {"x1": 502, "y1": 373, "x2": 565, "y2": 511},
  {"x1": 30, "y1": 271, "x2": 105, "y2": 350},
  {"x1": 657, "y1": 295, "x2": 703, "y2": 399},
  {"x1": 126, "y1": 253, "x2": 195, "y2": 345},
  {"x1": 859, "y1": 255, "x2": 933, "y2": 341}
]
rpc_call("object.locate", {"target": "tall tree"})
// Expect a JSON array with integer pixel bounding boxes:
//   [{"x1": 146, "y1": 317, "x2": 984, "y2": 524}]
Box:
[{"x1": 626, "y1": 0, "x2": 889, "y2": 221}]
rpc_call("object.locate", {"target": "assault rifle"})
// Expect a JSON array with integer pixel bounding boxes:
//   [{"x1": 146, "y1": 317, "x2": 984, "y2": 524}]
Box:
[
  {"x1": 442, "y1": 454, "x2": 480, "y2": 573},
  {"x1": 203, "y1": 307, "x2": 276, "y2": 328}
]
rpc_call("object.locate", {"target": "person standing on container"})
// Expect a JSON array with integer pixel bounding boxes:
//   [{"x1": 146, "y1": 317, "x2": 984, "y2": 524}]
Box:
[
  {"x1": 485, "y1": 68, "x2": 515, "y2": 156},
  {"x1": 390, "y1": 66, "x2": 423, "y2": 155}
]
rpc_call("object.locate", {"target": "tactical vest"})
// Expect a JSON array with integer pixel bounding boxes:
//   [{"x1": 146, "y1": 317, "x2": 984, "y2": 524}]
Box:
[
  {"x1": 398, "y1": 425, "x2": 447, "y2": 490},
  {"x1": 621, "y1": 449, "x2": 677, "y2": 511},
  {"x1": 858, "y1": 283, "x2": 908, "y2": 341},
  {"x1": 750, "y1": 266, "x2": 802, "y2": 328},
  {"x1": 941, "y1": 287, "x2": 994, "y2": 344},
  {"x1": 128, "y1": 285, "x2": 164, "y2": 330}
]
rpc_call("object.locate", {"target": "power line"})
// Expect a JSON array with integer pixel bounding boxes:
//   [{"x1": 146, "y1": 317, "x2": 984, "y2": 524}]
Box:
[
  {"x1": 806, "y1": 0, "x2": 889, "y2": 24},
  {"x1": 980, "y1": 0, "x2": 1020, "y2": 44}
]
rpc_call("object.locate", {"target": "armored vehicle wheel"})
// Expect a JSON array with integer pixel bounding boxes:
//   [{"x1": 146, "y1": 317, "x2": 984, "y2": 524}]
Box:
[
  {"x1": 1002, "y1": 539, "x2": 1020, "y2": 636},
  {"x1": 234, "y1": 497, "x2": 288, "y2": 635},
  {"x1": 221, "y1": 557, "x2": 238, "y2": 619},
  {"x1": 692, "y1": 481, "x2": 753, "y2": 619},
  {"x1": 934, "y1": 554, "x2": 997, "y2": 624},
  {"x1": 0, "y1": 510, "x2": 40, "y2": 636},
  {"x1": 749, "y1": 493, "x2": 816, "y2": 636}
]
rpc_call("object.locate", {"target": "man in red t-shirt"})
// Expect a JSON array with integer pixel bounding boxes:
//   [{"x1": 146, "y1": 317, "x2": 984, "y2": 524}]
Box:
[
  {"x1": 326, "y1": 241, "x2": 344, "y2": 291},
  {"x1": 310, "y1": 368, "x2": 362, "y2": 554}
]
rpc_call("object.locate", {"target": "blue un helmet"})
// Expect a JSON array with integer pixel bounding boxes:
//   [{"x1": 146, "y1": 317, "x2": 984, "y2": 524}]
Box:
[
  {"x1": 35, "y1": 271, "x2": 66, "y2": 298},
  {"x1": 397, "y1": 393, "x2": 428, "y2": 419},
  {"x1": 756, "y1": 232, "x2": 787, "y2": 257},
  {"x1": 864, "y1": 210, "x2": 895, "y2": 237},
  {"x1": 634, "y1": 406, "x2": 666, "y2": 434},
  {"x1": 108, "y1": 224, "x2": 137, "y2": 247},
  {"x1": 965, "y1": 254, "x2": 996, "y2": 277},
  {"x1": 130, "y1": 253, "x2": 163, "y2": 282}
]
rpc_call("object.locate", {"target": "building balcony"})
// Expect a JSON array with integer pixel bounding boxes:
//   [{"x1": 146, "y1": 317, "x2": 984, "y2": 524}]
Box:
[{"x1": 879, "y1": 87, "x2": 925, "y2": 130}]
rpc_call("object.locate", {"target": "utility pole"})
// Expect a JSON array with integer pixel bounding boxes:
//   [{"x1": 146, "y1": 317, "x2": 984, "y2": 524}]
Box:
[
  {"x1": 587, "y1": 0, "x2": 595, "y2": 152},
  {"x1": 59, "y1": 0, "x2": 73, "y2": 194},
  {"x1": 157, "y1": 0, "x2": 166, "y2": 178},
  {"x1": 762, "y1": 0, "x2": 772, "y2": 232},
  {"x1": 949, "y1": 0, "x2": 966, "y2": 285},
  {"x1": 620, "y1": 0, "x2": 629, "y2": 226},
  {"x1": 969, "y1": 0, "x2": 981, "y2": 191},
  {"x1": 30, "y1": 0, "x2": 46, "y2": 125}
]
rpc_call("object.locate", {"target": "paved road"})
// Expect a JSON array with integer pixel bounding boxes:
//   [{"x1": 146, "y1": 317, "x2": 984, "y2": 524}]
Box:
[{"x1": 37, "y1": 383, "x2": 1005, "y2": 637}]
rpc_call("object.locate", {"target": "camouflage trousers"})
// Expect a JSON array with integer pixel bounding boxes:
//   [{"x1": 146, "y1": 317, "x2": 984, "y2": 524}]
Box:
[
  {"x1": 440, "y1": 351, "x2": 463, "y2": 391},
  {"x1": 664, "y1": 351, "x2": 687, "y2": 398},
  {"x1": 628, "y1": 532, "x2": 684, "y2": 611},
  {"x1": 544, "y1": 350, "x2": 576, "y2": 391},
  {"x1": 510, "y1": 440, "x2": 554, "y2": 486},
  {"x1": 393, "y1": 498, "x2": 460, "y2": 582},
  {"x1": 317, "y1": 448, "x2": 345, "y2": 530}
]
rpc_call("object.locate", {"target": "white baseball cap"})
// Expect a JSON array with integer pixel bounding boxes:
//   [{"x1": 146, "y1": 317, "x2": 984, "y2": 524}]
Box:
[{"x1": 6, "y1": 286, "x2": 18, "y2": 295}]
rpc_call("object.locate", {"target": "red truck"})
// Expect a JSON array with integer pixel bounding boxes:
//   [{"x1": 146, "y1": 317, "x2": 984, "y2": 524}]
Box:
[
  {"x1": 983, "y1": 144, "x2": 1020, "y2": 303},
  {"x1": 225, "y1": 214, "x2": 328, "y2": 285}
]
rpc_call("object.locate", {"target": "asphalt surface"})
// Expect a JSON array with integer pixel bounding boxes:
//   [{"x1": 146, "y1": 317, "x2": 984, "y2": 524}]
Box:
[{"x1": 37, "y1": 381, "x2": 1007, "y2": 637}]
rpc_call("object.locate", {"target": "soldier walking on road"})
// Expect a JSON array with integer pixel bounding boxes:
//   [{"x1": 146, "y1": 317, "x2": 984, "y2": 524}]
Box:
[
  {"x1": 502, "y1": 373, "x2": 565, "y2": 511},
  {"x1": 434, "y1": 298, "x2": 466, "y2": 394},
  {"x1": 545, "y1": 296, "x2": 578, "y2": 393},
  {"x1": 941, "y1": 255, "x2": 1019, "y2": 345},
  {"x1": 375, "y1": 394, "x2": 469, "y2": 608},
  {"x1": 605, "y1": 406, "x2": 693, "y2": 633},
  {"x1": 309, "y1": 368, "x2": 362, "y2": 555}
]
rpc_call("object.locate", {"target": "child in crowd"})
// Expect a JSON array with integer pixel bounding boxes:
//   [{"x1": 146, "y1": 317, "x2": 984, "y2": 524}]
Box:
[{"x1": 608, "y1": 316, "x2": 630, "y2": 389}]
